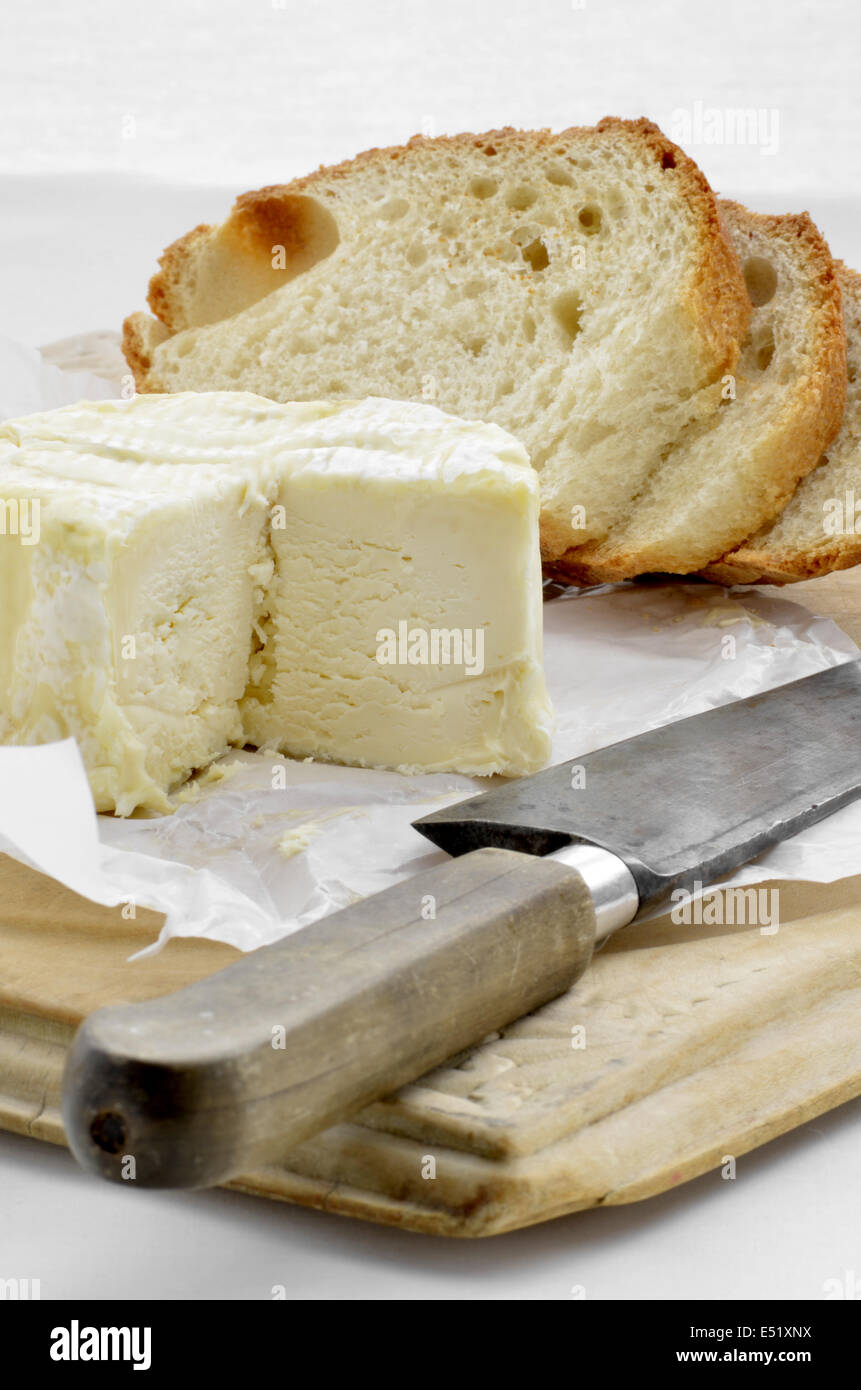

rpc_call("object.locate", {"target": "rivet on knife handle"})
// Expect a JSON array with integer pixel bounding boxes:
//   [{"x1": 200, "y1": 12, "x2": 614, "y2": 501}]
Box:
[{"x1": 62, "y1": 845, "x2": 634, "y2": 1190}]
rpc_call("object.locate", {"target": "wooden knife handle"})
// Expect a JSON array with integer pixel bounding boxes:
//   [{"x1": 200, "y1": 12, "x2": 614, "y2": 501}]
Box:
[{"x1": 61, "y1": 847, "x2": 596, "y2": 1189}]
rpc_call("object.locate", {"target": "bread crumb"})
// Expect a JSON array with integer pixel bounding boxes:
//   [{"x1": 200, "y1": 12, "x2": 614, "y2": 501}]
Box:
[
  {"x1": 278, "y1": 820, "x2": 326, "y2": 859},
  {"x1": 276, "y1": 805, "x2": 365, "y2": 858},
  {"x1": 197, "y1": 759, "x2": 245, "y2": 786},
  {"x1": 700, "y1": 602, "x2": 766, "y2": 629},
  {"x1": 173, "y1": 781, "x2": 202, "y2": 806}
]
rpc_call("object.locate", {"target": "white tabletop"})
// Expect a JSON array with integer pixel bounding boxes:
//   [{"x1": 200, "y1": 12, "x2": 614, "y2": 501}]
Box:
[{"x1": 1, "y1": 0, "x2": 860, "y2": 1299}]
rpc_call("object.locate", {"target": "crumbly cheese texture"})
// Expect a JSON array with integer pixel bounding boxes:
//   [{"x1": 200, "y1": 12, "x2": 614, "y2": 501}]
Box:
[{"x1": 0, "y1": 392, "x2": 553, "y2": 814}]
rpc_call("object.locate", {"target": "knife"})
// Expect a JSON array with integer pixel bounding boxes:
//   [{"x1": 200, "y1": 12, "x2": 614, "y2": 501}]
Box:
[{"x1": 62, "y1": 658, "x2": 861, "y2": 1189}]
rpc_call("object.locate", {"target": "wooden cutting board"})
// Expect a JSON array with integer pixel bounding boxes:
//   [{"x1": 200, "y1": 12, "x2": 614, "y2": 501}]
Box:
[{"x1": 2, "y1": 571, "x2": 861, "y2": 1238}]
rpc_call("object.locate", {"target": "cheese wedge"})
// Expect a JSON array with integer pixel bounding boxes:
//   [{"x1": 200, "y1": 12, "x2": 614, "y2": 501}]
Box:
[{"x1": 0, "y1": 392, "x2": 552, "y2": 814}]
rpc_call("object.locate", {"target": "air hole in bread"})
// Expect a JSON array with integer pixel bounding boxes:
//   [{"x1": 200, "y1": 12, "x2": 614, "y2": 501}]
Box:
[
  {"x1": 756, "y1": 341, "x2": 775, "y2": 372},
  {"x1": 661, "y1": 150, "x2": 676, "y2": 169},
  {"x1": 469, "y1": 175, "x2": 498, "y2": 199},
  {"x1": 483, "y1": 144, "x2": 498, "y2": 156},
  {"x1": 531, "y1": 444, "x2": 551, "y2": 469},
  {"x1": 463, "y1": 279, "x2": 485, "y2": 299},
  {"x1": 506, "y1": 184, "x2": 539, "y2": 210},
  {"x1": 545, "y1": 163, "x2": 575, "y2": 187},
  {"x1": 510, "y1": 224, "x2": 549, "y2": 271},
  {"x1": 520, "y1": 238, "x2": 549, "y2": 272},
  {"x1": 439, "y1": 213, "x2": 460, "y2": 237},
  {"x1": 379, "y1": 197, "x2": 410, "y2": 221},
  {"x1": 522, "y1": 314, "x2": 536, "y2": 344},
  {"x1": 552, "y1": 291, "x2": 583, "y2": 346},
  {"x1": 752, "y1": 325, "x2": 776, "y2": 371},
  {"x1": 405, "y1": 242, "x2": 427, "y2": 267},
  {"x1": 460, "y1": 334, "x2": 487, "y2": 357},
  {"x1": 578, "y1": 204, "x2": 602, "y2": 234},
  {"x1": 743, "y1": 256, "x2": 778, "y2": 307},
  {"x1": 174, "y1": 335, "x2": 198, "y2": 358},
  {"x1": 222, "y1": 192, "x2": 340, "y2": 311}
]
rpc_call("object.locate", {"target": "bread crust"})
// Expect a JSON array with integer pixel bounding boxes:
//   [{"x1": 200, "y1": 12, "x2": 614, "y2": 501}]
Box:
[
  {"x1": 122, "y1": 118, "x2": 749, "y2": 397},
  {"x1": 549, "y1": 203, "x2": 847, "y2": 585},
  {"x1": 121, "y1": 312, "x2": 169, "y2": 390},
  {"x1": 146, "y1": 224, "x2": 210, "y2": 334}
]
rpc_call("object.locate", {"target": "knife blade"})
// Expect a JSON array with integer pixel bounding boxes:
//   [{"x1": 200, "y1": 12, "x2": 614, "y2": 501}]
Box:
[
  {"x1": 62, "y1": 658, "x2": 861, "y2": 1190},
  {"x1": 414, "y1": 657, "x2": 861, "y2": 907}
]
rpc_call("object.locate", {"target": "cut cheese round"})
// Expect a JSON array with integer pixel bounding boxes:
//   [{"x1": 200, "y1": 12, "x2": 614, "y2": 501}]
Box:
[{"x1": 0, "y1": 392, "x2": 553, "y2": 814}]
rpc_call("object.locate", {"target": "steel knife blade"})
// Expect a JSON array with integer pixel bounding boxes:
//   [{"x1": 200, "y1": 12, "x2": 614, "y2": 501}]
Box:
[{"x1": 414, "y1": 657, "x2": 861, "y2": 910}]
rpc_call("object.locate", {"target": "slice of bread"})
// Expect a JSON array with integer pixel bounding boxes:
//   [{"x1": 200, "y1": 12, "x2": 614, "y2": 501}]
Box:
[
  {"x1": 123, "y1": 119, "x2": 750, "y2": 564},
  {"x1": 703, "y1": 264, "x2": 861, "y2": 585},
  {"x1": 548, "y1": 202, "x2": 847, "y2": 584}
]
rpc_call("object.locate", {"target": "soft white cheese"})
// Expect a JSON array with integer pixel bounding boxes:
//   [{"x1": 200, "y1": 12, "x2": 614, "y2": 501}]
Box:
[{"x1": 0, "y1": 393, "x2": 553, "y2": 814}]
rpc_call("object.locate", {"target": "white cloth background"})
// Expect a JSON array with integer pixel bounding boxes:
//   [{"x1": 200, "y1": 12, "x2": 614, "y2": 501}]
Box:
[{"x1": 1, "y1": 0, "x2": 860, "y2": 1301}]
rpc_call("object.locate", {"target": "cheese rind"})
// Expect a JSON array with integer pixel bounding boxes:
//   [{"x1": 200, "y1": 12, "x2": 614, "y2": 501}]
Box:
[{"x1": 0, "y1": 393, "x2": 553, "y2": 813}]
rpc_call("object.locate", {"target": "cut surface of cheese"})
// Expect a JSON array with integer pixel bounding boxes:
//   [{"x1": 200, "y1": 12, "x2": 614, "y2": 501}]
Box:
[{"x1": 0, "y1": 393, "x2": 552, "y2": 814}]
